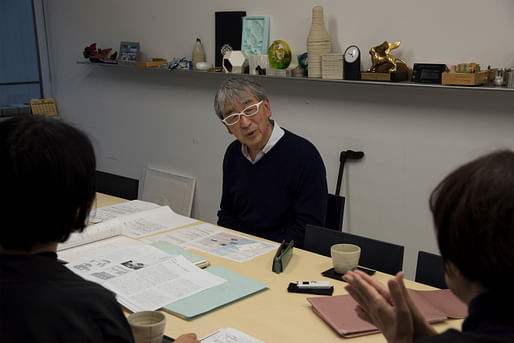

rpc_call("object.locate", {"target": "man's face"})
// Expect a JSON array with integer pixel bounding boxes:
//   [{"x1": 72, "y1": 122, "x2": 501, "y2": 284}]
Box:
[{"x1": 222, "y1": 93, "x2": 272, "y2": 154}]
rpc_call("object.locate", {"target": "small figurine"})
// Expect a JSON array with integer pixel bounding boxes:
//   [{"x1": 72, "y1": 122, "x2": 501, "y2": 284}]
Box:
[
  {"x1": 368, "y1": 41, "x2": 407, "y2": 73},
  {"x1": 83, "y1": 43, "x2": 118, "y2": 64}
]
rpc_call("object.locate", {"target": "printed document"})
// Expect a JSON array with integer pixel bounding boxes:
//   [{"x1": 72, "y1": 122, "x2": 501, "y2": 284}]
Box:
[
  {"x1": 88, "y1": 200, "x2": 160, "y2": 223},
  {"x1": 116, "y1": 206, "x2": 197, "y2": 238},
  {"x1": 201, "y1": 328, "x2": 263, "y2": 343},
  {"x1": 141, "y1": 223, "x2": 278, "y2": 263},
  {"x1": 66, "y1": 244, "x2": 226, "y2": 312},
  {"x1": 58, "y1": 204, "x2": 198, "y2": 251},
  {"x1": 58, "y1": 235, "x2": 144, "y2": 263}
]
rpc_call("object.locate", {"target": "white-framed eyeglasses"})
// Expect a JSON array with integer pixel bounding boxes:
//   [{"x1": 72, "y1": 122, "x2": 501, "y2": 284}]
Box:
[{"x1": 221, "y1": 100, "x2": 264, "y2": 126}]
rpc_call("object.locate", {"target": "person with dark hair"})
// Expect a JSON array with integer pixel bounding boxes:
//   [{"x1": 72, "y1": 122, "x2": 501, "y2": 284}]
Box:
[
  {"x1": 0, "y1": 116, "x2": 199, "y2": 343},
  {"x1": 214, "y1": 77, "x2": 328, "y2": 248},
  {"x1": 343, "y1": 149, "x2": 514, "y2": 343}
]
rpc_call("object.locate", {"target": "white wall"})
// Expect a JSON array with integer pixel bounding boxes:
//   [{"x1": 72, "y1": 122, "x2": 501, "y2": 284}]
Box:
[{"x1": 43, "y1": 0, "x2": 514, "y2": 279}]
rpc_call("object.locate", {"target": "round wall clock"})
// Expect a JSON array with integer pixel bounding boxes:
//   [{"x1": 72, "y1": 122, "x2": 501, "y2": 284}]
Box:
[{"x1": 343, "y1": 45, "x2": 361, "y2": 80}]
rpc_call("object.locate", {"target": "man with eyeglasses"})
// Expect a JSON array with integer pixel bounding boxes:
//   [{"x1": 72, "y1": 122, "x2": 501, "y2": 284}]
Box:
[{"x1": 213, "y1": 78, "x2": 327, "y2": 248}]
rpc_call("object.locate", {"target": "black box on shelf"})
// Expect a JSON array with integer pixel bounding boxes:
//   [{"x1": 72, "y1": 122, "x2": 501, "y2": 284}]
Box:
[{"x1": 412, "y1": 64, "x2": 448, "y2": 84}]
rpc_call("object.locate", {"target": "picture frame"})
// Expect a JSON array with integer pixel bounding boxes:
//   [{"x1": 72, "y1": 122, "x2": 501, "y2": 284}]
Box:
[
  {"x1": 119, "y1": 41, "x2": 140, "y2": 64},
  {"x1": 241, "y1": 16, "x2": 270, "y2": 57}
]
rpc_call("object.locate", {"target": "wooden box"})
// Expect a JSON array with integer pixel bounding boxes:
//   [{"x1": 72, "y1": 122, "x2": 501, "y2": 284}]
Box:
[
  {"x1": 135, "y1": 59, "x2": 167, "y2": 68},
  {"x1": 441, "y1": 71, "x2": 489, "y2": 86},
  {"x1": 361, "y1": 71, "x2": 408, "y2": 82}
]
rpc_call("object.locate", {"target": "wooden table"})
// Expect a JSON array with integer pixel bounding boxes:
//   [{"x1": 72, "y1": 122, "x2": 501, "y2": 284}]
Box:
[{"x1": 95, "y1": 193, "x2": 463, "y2": 343}]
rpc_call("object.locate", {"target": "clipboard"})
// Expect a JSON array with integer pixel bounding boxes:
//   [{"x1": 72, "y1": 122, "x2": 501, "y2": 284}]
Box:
[{"x1": 272, "y1": 240, "x2": 293, "y2": 274}]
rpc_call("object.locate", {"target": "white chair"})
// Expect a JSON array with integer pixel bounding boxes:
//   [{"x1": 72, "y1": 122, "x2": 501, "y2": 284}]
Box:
[{"x1": 141, "y1": 167, "x2": 196, "y2": 217}]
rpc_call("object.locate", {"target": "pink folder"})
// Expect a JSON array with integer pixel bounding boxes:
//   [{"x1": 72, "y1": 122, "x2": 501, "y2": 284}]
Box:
[{"x1": 307, "y1": 289, "x2": 467, "y2": 338}]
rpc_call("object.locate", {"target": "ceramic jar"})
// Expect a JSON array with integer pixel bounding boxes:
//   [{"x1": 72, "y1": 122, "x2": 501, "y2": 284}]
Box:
[
  {"x1": 306, "y1": 6, "x2": 331, "y2": 78},
  {"x1": 192, "y1": 38, "x2": 205, "y2": 70}
]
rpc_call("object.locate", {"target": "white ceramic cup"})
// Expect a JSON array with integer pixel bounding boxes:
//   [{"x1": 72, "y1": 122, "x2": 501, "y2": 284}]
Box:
[
  {"x1": 330, "y1": 243, "x2": 361, "y2": 274},
  {"x1": 195, "y1": 62, "x2": 210, "y2": 71},
  {"x1": 127, "y1": 311, "x2": 166, "y2": 343}
]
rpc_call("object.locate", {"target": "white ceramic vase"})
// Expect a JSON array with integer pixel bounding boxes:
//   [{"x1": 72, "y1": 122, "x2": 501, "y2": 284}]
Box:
[
  {"x1": 306, "y1": 6, "x2": 331, "y2": 78},
  {"x1": 192, "y1": 38, "x2": 205, "y2": 70}
]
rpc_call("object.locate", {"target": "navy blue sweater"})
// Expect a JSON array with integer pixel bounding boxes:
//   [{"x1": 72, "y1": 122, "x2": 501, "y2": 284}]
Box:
[
  {"x1": 217, "y1": 129, "x2": 327, "y2": 248},
  {"x1": 416, "y1": 291, "x2": 514, "y2": 343}
]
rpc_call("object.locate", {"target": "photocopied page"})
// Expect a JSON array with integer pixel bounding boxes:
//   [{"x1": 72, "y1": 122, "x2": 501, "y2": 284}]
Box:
[
  {"x1": 88, "y1": 200, "x2": 161, "y2": 223},
  {"x1": 141, "y1": 223, "x2": 278, "y2": 263},
  {"x1": 150, "y1": 241, "x2": 209, "y2": 268},
  {"x1": 141, "y1": 222, "x2": 223, "y2": 247},
  {"x1": 118, "y1": 206, "x2": 198, "y2": 239},
  {"x1": 66, "y1": 245, "x2": 226, "y2": 312},
  {"x1": 201, "y1": 328, "x2": 263, "y2": 343},
  {"x1": 58, "y1": 202, "x2": 198, "y2": 251},
  {"x1": 57, "y1": 219, "x2": 125, "y2": 251},
  {"x1": 58, "y1": 235, "x2": 145, "y2": 263}
]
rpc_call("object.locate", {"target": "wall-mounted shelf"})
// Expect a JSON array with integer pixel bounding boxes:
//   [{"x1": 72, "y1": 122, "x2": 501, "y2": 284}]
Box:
[{"x1": 77, "y1": 61, "x2": 514, "y2": 94}]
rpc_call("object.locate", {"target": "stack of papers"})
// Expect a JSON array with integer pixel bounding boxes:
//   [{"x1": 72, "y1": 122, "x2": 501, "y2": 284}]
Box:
[
  {"x1": 58, "y1": 201, "x2": 198, "y2": 251},
  {"x1": 65, "y1": 244, "x2": 224, "y2": 313},
  {"x1": 60, "y1": 200, "x2": 270, "y2": 317}
]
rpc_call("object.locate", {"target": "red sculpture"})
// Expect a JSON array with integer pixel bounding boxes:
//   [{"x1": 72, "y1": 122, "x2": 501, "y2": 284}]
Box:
[{"x1": 83, "y1": 43, "x2": 118, "y2": 64}]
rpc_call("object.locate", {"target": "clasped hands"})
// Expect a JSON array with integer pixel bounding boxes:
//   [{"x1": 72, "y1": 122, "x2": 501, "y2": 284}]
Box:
[{"x1": 343, "y1": 270, "x2": 437, "y2": 343}]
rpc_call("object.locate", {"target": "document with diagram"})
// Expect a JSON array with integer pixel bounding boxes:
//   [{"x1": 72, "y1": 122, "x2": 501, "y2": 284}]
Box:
[{"x1": 141, "y1": 223, "x2": 278, "y2": 262}]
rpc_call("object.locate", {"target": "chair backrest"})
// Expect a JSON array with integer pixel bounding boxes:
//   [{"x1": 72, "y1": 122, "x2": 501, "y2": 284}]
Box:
[
  {"x1": 415, "y1": 251, "x2": 447, "y2": 289},
  {"x1": 96, "y1": 170, "x2": 139, "y2": 200},
  {"x1": 142, "y1": 167, "x2": 196, "y2": 217},
  {"x1": 304, "y1": 224, "x2": 404, "y2": 275},
  {"x1": 325, "y1": 193, "x2": 345, "y2": 231}
]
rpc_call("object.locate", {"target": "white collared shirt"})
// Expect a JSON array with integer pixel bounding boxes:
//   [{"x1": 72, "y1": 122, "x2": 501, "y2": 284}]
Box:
[{"x1": 241, "y1": 121, "x2": 285, "y2": 164}]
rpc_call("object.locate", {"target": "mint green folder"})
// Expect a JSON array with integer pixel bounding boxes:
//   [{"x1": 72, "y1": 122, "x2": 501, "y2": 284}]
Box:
[
  {"x1": 162, "y1": 265, "x2": 268, "y2": 320},
  {"x1": 150, "y1": 241, "x2": 209, "y2": 268}
]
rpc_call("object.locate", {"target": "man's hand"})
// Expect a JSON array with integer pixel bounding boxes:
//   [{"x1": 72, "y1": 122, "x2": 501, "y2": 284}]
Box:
[{"x1": 343, "y1": 270, "x2": 436, "y2": 343}]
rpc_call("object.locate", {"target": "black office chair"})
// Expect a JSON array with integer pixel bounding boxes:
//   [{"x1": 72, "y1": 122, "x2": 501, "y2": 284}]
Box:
[
  {"x1": 96, "y1": 170, "x2": 139, "y2": 200},
  {"x1": 326, "y1": 194, "x2": 345, "y2": 231},
  {"x1": 304, "y1": 224, "x2": 404, "y2": 275},
  {"x1": 325, "y1": 150, "x2": 364, "y2": 231},
  {"x1": 415, "y1": 251, "x2": 447, "y2": 289}
]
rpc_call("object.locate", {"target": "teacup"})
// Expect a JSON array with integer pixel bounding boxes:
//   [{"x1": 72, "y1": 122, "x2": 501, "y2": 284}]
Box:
[
  {"x1": 330, "y1": 243, "x2": 361, "y2": 274},
  {"x1": 127, "y1": 311, "x2": 166, "y2": 343}
]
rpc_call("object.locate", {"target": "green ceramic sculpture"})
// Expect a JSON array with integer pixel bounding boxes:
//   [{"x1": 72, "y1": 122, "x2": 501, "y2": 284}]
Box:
[{"x1": 268, "y1": 40, "x2": 292, "y2": 69}]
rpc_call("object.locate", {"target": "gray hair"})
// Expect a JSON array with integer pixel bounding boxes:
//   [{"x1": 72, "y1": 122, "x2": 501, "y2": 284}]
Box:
[{"x1": 214, "y1": 78, "x2": 268, "y2": 120}]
